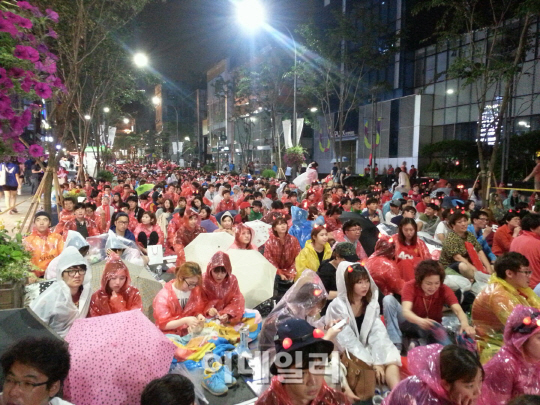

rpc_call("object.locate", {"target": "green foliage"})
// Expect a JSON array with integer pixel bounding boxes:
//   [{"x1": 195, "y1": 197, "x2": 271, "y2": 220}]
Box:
[
  {"x1": 203, "y1": 163, "x2": 216, "y2": 173},
  {"x1": 230, "y1": 170, "x2": 239, "y2": 176},
  {"x1": 262, "y1": 169, "x2": 276, "y2": 179},
  {"x1": 283, "y1": 146, "x2": 307, "y2": 167},
  {"x1": 0, "y1": 230, "x2": 32, "y2": 283},
  {"x1": 97, "y1": 169, "x2": 114, "y2": 183},
  {"x1": 344, "y1": 175, "x2": 374, "y2": 189}
]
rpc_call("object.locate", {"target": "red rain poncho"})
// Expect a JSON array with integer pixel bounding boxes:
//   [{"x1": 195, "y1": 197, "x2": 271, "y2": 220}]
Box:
[
  {"x1": 255, "y1": 376, "x2": 350, "y2": 405},
  {"x1": 89, "y1": 254, "x2": 142, "y2": 317},
  {"x1": 263, "y1": 232, "x2": 301, "y2": 280},
  {"x1": 134, "y1": 223, "x2": 164, "y2": 247},
  {"x1": 394, "y1": 237, "x2": 431, "y2": 281},
  {"x1": 229, "y1": 223, "x2": 257, "y2": 250},
  {"x1": 23, "y1": 228, "x2": 65, "y2": 277},
  {"x1": 479, "y1": 305, "x2": 540, "y2": 404},
  {"x1": 62, "y1": 218, "x2": 100, "y2": 239},
  {"x1": 173, "y1": 208, "x2": 206, "y2": 254},
  {"x1": 152, "y1": 279, "x2": 205, "y2": 336},
  {"x1": 383, "y1": 344, "x2": 455, "y2": 404},
  {"x1": 202, "y1": 251, "x2": 245, "y2": 323},
  {"x1": 365, "y1": 238, "x2": 404, "y2": 296},
  {"x1": 54, "y1": 209, "x2": 74, "y2": 235}
]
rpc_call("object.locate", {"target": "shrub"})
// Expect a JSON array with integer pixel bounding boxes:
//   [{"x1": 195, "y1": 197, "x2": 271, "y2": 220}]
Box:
[
  {"x1": 97, "y1": 170, "x2": 114, "y2": 183},
  {"x1": 262, "y1": 169, "x2": 276, "y2": 178}
]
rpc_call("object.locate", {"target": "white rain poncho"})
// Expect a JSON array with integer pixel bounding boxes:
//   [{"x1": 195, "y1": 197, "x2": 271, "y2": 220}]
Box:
[
  {"x1": 45, "y1": 231, "x2": 89, "y2": 280},
  {"x1": 105, "y1": 230, "x2": 145, "y2": 267},
  {"x1": 31, "y1": 246, "x2": 92, "y2": 338},
  {"x1": 325, "y1": 261, "x2": 401, "y2": 367}
]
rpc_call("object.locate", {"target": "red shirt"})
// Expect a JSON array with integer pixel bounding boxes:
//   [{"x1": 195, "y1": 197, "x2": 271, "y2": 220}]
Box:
[
  {"x1": 416, "y1": 201, "x2": 428, "y2": 213},
  {"x1": 216, "y1": 198, "x2": 237, "y2": 213},
  {"x1": 510, "y1": 231, "x2": 540, "y2": 287},
  {"x1": 401, "y1": 280, "x2": 458, "y2": 323},
  {"x1": 492, "y1": 224, "x2": 515, "y2": 256}
]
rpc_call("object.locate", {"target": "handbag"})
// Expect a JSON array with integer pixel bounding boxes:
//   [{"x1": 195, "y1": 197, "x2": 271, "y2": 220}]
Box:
[
  {"x1": 147, "y1": 244, "x2": 164, "y2": 265},
  {"x1": 340, "y1": 349, "x2": 376, "y2": 400}
]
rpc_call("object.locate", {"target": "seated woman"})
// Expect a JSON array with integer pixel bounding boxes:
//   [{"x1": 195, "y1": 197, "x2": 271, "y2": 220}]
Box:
[
  {"x1": 294, "y1": 225, "x2": 332, "y2": 281},
  {"x1": 200, "y1": 206, "x2": 218, "y2": 226},
  {"x1": 384, "y1": 344, "x2": 484, "y2": 404},
  {"x1": 234, "y1": 202, "x2": 251, "y2": 224},
  {"x1": 173, "y1": 208, "x2": 206, "y2": 263},
  {"x1": 264, "y1": 217, "x2": 302, "y2": 300},
  {"x1": 31, "y1": 246, "x2": 92, "y2": 338},
  {"x1": 89, "y1": 253, "x2": 142, "y2": 317},
  {"x1": 134, "y1": 211, "x2": 164, "y2": 253},
  {"x1": 202, "y1": 251, "x2": 245, "y2": 324},
  {"x1": 214, "y1": 211, "x2": 235, "y2": 236},
  {"x1": 152, "y1": 261, "x2": 206, "y2": 336},
  {"x1": 229, "y1": 223, "x2": 257, "y2": 250},
  {"x1": 479, "y1": 305, "x2": 540, "y2": 405},
  {"x1": 365, "y1": 236, "x2": 404, "y2": 298},
  {"x1": 394, "y1": 218, "x2": 431, "y2": 281},
  {"x1": 383, "y1": 260, "x2": 475, "y2": 352},
  {"x1": 325, "y1": 262, "x2": 401, "y2": 390},
  {"x1": 324, "y1": 204, "x2": 343, "y2": 233}
]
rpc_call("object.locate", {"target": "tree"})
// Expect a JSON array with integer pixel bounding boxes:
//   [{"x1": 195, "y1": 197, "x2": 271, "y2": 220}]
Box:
[
  {"x1": 415, "y1": 0, "x2": 540, "y2": 200},
  {"x1": 296, "y1": 5, "x2": 397, "y2": 170}
]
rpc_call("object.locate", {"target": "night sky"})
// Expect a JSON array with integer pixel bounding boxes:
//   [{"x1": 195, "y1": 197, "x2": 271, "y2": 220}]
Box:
[{"x1": 134, "y1": 0, "x2": 315, "y2": 86}]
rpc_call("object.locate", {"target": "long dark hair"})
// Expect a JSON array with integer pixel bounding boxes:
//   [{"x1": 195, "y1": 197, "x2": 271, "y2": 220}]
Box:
[
  {"x1": 344, "y1": 263, "x2": 372, "y2": 309},
  {"x1": 398, "y1": 217, "x2": 418, "y2": 245}
]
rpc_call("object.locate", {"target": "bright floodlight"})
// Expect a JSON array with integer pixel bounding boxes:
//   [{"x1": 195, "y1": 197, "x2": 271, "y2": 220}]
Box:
[
  {"x1": 236, "y1": 0, "x2": 265, "y2": 30},
  {"x1": 152, "y1": 96, "x2": 161, "y2": 105},
  {"x1": 310, "y1": 107, "x2": 318, "y2": 112},
  {"x1": 103, "y1": 107, "x2": 110, "y2": 113},
  {"x1": 185, "y1": 136, "x2": 190, "y2": 141},
  {"x1": 84, "y1": 115, "x2": 91, "y2": 120},
  {"x1": 123, "y1": 118, "x2": 130, "y2": 124},
  {"x1": 133, "y1": 52, "x2": 148, "y2": 68}
]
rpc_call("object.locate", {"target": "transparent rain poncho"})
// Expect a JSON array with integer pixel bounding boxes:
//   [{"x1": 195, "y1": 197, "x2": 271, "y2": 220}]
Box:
[
  {"x1": 325, "y1": 261, "x2": 401, "y2": 366},
  {"x1": 45, "y1": 231, "x2": 89, "y2": 280},
  {"x1": 30, "y1": 246, "x2": 93, "y2": 338},
  {"x1": 479, "y1": 305, "x2": 540, "y2": 404},
  {"x1": 89, "y1": 253, "x2": 142, "y2": 317},
  {"x1": 105, "y1": 230, "x2": 145, "y2": 267}
]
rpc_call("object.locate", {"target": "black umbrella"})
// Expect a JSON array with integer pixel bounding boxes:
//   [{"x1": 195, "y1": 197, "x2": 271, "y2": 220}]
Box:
[
  {"x1": 0, "y1": 308, "x2": 62, "y2": 380},
  {"x1": 338, "y1": 211, "x2": 379, "y2": 256}
]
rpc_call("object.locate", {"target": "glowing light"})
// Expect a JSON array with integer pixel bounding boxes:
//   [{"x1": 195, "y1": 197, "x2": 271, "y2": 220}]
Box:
[
  {"x1": 310, "y1": 107, "x2": 318, "y2": 112},
  {"x1": 523, "y1": 317, "x2": 532, "y2": 325},
  {"x1": 103, "y1": 107, "x2": 110, "y2": 113},
  {"x1": 313, "y1": 289, "x2": 322, "y2": 297},
  {"x1": 84, "y1": 115, "x2": 91, "y2": 120},
  {"x1": 313, "y1": 329, "x2": 325, "y2": 339},
  {"x1": 282, "y1": 337, "x2": 292, "y2": 350},
  {"x1": 152, "y1": 96, "x2": 161, "y2": 105},
  {"x1": 133, "y1": 53, "x2": 148, "y2": 68},
  {"x1": 446, "y1": 89, "x2": 454, "y2": 94},
  {"x1": 236, "y1": 0, "x2": 266, "y2": 31},
  {"x1": 123, "y1": 118, "x2": 129, "y2": 124}
]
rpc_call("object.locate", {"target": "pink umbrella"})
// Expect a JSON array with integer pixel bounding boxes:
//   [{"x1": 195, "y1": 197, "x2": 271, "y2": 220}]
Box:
[{"x1": 64, "y1": 310, "x2": 175, "y2": 405}]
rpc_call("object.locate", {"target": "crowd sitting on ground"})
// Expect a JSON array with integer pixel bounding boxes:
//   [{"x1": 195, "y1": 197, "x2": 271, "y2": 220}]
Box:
[{"x1": 4, "y1": 157, "x2": 540, "y2": 404}]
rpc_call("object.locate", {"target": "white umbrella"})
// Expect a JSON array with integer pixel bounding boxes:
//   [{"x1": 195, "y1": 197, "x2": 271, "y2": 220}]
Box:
[
  {"x1": 245, "y1": 220, "x2": 272, "y2": 247},
  {"x1": 184, "y1": 232, "x2": 234, "y2": 268},
  {"x1": 227, "y1": 249, "x2": 277, "y2": 308}
]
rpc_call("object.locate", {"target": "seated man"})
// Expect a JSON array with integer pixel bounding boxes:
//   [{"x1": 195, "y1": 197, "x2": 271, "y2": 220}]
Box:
[
  {"x1": 332, "y1": 220, "x2": 368, "y2": 260},
  {"x1": 472, "y1": 252, "x2": 540, "y2": 363},
  {"x1": 63, "y1": 203, "x2": 99, "y2": 240},
  {"x1": 23, "y1": 211, "x2": 64, "y2": 278},
  {"x1": 417, "y1": 203, "x2": 440, "y2": 236},
  {"x1": 54, "y1": 197, "x2": 76, "y2": 235},
  {"x1": 391, "y1": 205, "x2": 417, "y2": 227},
  {"x1": 492, "y1": 210, "x2": 521, "y2": 256},
  {"x1": 361, "y1": 198, "x2": 382, "y2": 225},
  {"x1": 1, "y1": 337, "x2": 73, "y2": 405},
  {"x1": 468, "y1": 210, "x2": 497, "y2": 263},
  {"x1": 255, "y1": 318, "x2": 350, "y2": 405},
  {"x1": 385, "y1": 199, "x2": 402, "y2": 224}
]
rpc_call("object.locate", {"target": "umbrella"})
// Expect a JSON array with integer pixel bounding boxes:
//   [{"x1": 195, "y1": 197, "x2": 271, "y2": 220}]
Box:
[
  {"x1": 245, "y1": 220, "x2": 272, "y2": 247},
  {"x1": 227, "y1": 250, "x2": 277, "y2": 308},
  {"x1": 0, "y1": 308, "x2": 62, "y2": 380},
  {"x1": 64, "y1": 310, "x2": 176, "y2": 405},
  {"x1": 338, "y1": 211, "x2": 379, "y2": 256},
  {"x1": 135, "y1": 183, "x2": 155, "y2": 195},
  {"x1": 201, "y1": 219, "x2": 218, "y2": 232},
  {"x1": 184, "y1": 232, "x2": 234, "y2": 267},
  {"x1": 91, "y1": 260, "x2": 163, "y2": 321}
]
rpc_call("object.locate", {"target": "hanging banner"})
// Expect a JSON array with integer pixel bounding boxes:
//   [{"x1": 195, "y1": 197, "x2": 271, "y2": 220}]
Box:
[
  {"x1": 296, "y1": 118, "x2": 304, "y2": 146},
  {"x1": 172, "y1": 142, "x2": 177, "y2": 154},
  {"x1": 375, "y1": 117, "x2": 381, "y2": 147},
  {"x1": 282, "y1": 119, "x2": 292, "y2": 148},
  {"x1": 364, "y1": 119, "x2": 371, "y2": 149}
]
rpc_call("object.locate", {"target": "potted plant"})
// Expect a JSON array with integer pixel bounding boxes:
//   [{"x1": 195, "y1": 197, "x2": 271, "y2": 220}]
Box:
[
  {"x1": 283, "y1": 146, "x2": 307, "y2": 168},
  {"x1": 0, "y1": 230, "x2": 34, "y2": 309}
]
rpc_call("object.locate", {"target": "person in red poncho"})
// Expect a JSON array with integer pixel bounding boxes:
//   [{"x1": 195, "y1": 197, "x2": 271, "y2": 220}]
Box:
[
  {"x1": 152, "y1": 261, "x2": 206, "y2": 336},
  {"x1": 173, "y1": 208, "x2": 205, "y2": 266},
  {"x1": 229, "y1": 223, "x2": 257, "y2": 250},
  {"x1": 63, "y1": 203, "x2": 100, "y2": 240},
  {"x1": 24, "y1": 211, "x2": 64, "y2": 278},
  {"x1": 264, "y1": 217, "x2": 301, "y2": 281},
  {"x1": 134, "y1": 211, "x2": 164, "y2": 253},
  {"x1": 394, "y1": 217, "x2": 431, "y2": 281},
  {"x1": 54, "y1": 197, "x2": 76, "y2": 235},
  {"x1": 202, "y1": 251, "x2": 245, "y2": 324},
  {"x1": 89, "y1": 253, "x2": 142, "y2": 317},
  {"x1": 366, "y1": 236, "x2": 405, "y2": 297}
]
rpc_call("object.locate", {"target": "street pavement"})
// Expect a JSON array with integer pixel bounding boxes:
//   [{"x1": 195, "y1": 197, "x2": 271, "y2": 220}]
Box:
[{"x1": 0, "y1": 184, "x2": 36, "y2": 235}]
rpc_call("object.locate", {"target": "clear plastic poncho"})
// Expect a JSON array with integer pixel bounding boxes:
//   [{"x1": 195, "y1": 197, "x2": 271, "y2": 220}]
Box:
[
  {"x1": 30, "y1": 246, "x2": 92, "y2": 338},
  {"x1": 105, "y1": 230, "x2": 145, "y2": 267},
  {"x1": 365, "y1": 238, "x2": 404, "y2": 296},
  {"x1": 479, "y1": 305, "x2": 540, "y2": 404},
  {"x1": 383, "y1": 344, "x2": 453, "y2": 404},
  {"x1": 202, "y1": 251, "x2": 245, "y2": 323},
  {"x1": 45, "y1": 231, "x2": 89, "y2": 280},
  {"x1": 88, "y1": 253, "x2": 142, "y2": 317},
  {"x1": 325, "y1": 261, "x2": 401, "y2": 366},
  {"x1": 258, "y1": 270, "x2": 328, "y2": 356}
]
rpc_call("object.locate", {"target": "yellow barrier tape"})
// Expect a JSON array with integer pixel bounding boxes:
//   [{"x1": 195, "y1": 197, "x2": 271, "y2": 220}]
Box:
[{"x1": 491, "y1": 187, "x2": 540, "y2": 192}]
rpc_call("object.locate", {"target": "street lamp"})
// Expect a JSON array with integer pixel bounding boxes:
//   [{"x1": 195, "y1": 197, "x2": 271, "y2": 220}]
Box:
[
  {"x1": 84, "y1": 115, "x2": 91, "y2": 120},
  {"x1": 185, "y1": 136, "x2": 190, "y2": 141},
  {"x1": 310, "y1": 107, "x2": 318, "y2": 112},
  {"x1": 123, "y1": 118, "x2": 129, "y2": 124},
  {"x1": 133, "y1": 52, "x2": 149, "y2": 68},
  {"x1": 152, "y1": 96, "x2": 161, "y2": 106},
  {"x1": 103, "y1": 107, "x2": 110, "y2": 113}
]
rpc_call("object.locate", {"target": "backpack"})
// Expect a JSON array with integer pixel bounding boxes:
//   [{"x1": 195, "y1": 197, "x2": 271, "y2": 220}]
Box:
[{"x1": 0, "y1": 163, "x2": 6, "y2": 186}]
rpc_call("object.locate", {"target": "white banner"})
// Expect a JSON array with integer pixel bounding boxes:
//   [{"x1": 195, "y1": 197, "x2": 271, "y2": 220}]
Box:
[
  {"x1": 296, "y1": 118, "x2": 304, "y2": 146},
  {"x1": 283, "y1": 119, "x2": 292, "y2": 148},
  {"x1": 178, "y1": 142, "x2": 183, "y2": 153},
  {"x1": 99, "y1": 125, "x2": 117, "y2": 148},
  {"x1": 172, "y1": 142, "x2": 177, "y2": 154}
]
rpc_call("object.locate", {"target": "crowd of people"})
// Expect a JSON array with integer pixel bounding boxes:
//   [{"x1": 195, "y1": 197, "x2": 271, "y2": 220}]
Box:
[{"x1": 3, "y1": 157, "x2": 540, "y2": 404}]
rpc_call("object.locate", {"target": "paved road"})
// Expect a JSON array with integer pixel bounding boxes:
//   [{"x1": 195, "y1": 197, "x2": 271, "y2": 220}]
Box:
[{"x1": 0, "y1": 185, "x2": 37, "y2": 235}]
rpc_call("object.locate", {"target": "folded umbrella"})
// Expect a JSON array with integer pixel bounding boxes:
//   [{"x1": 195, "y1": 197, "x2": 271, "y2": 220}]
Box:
[{"x1": 64, "y1": 310, "x2": 175, "y2": 405}]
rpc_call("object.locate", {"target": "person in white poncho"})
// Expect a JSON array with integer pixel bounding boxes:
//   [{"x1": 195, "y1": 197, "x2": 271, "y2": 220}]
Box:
[
  {"x1": 325, "y1": 261, "x2": 401, "y2": 390},
  {"x1": 31, "y1": 246, "x2": 92, "y2": 338},
  {"x1": 45, "y1": 231, "x2": 90, "y2": 280}
]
